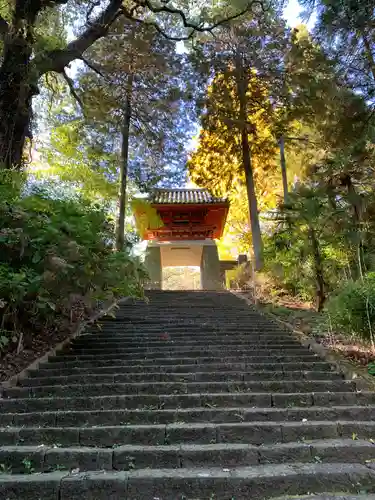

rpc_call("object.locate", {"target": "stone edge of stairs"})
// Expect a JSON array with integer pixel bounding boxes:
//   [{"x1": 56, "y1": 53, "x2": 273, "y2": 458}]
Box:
[
  {"x1": 0, "y1": 463, "x2": 375, "y2": 499},
  {"x1": 0, "y1": 297, "x2": 131, "y2": 392},
  {"x1": 274, "y1": 495, "x2": 375, "y2": 500}
]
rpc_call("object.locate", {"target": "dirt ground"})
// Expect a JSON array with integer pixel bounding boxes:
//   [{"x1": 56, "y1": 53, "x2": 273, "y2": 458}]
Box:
[
  {"x1": 0, "y1": 327, "x2": 70, "y2": 383},
  {"x1": 255, "y1": 296, "x2": 375, "y2": 369}
]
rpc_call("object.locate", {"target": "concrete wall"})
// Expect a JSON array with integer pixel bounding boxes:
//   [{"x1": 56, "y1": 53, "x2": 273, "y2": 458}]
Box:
[
  {"x1": 200, "y1": 244, "x2": 223, "y2": 290},
  {"x1": 144, "y1": 245, "x2": 162, "y2": 290},
  {"x1": 160, "y1": 243, "x2": 203, "y2": 268}
]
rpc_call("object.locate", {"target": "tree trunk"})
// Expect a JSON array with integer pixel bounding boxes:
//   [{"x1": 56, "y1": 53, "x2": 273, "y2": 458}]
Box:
[
  {"x1": 326, "y1": 178, "x2": 337, "y2": 210},
  {"x1": 116, "y1": 73, "x2": 133, "y2": 251},
  {"x1": 362, "y1": 32, "x2": 375, "y2": 83},
  {"x1": 234, "y1": 51, "x2": 263, "y2": 271},
  {"x1": 0, "y1": 1, "x2": 39, "y2": 169},
  {"x1": 341, "y1": 173, "x2": 365, "y2": 276},
  {"x1": 341, "y1": 174, "x2": 362, "y2": 222},
  {"x1": 241, "y1": 129, "x2": 263, "y2": 271},
  {"x1": 0, "y1": 0, "x2": 123, "y2": 169},
  {"x1": 309, "y1": 226, "x2": 326, "y2": 312},
  {"x1": 279, "y1": 135, "x2": 288, "y2": 204}
]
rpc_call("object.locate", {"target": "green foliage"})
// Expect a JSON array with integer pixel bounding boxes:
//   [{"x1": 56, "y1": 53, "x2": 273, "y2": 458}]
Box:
[
  {"x1": 34, "y1": 5, "x2": 68, "y2": 55},
  {"x1": 286, "y1": 25, "x2": 370, "y2": 150},
  {"x1": 0, "y1": 178, "x2": 146, "y2": 352},
  {"x1": 38, "y1": 119, "x2": 119, "y2": 201},
  {"x1": 299, "y1": 0, "x2": 375, "y2": 99},
  {"x1": 262, "y1": 185, "x2": 354, "y2": 309},
  {"x1": 368, "y1": 362, "x2": 375, "y2": 376},
  {"x1": 324, "y1": 274, "x2": 375, "y2": 343}
]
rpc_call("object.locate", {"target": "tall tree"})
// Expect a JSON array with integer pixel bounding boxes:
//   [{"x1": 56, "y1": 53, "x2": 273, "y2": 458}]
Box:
[
  {"x1": 189, "y1": 11, "x2": 288, "y2": 270},
  {"x1": 75, "y1": 18, "x2": 195, "y2": 249}
]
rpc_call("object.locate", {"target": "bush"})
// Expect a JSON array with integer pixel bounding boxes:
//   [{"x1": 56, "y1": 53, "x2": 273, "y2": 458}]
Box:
[
  {"x1": 226, "y1": 263, "x2": 289, "y2": 303},
  {"x1": 0, "y1": 183, "x2": 146, "y2": 352},
  {"x1": 324, "y1": 273, "x2": 375, "y2": 342},
  {"x1": 226, "y1": 263, "x2": 252, "y2": 289}
]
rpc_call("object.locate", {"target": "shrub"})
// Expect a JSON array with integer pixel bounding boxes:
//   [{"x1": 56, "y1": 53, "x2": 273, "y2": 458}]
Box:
[
  {"x1": 324, "y1": 273, "x2": 375, "y2": 343},
  {"x1": 0, "y1": 183, "x2": 146, "y2": 353},
  {"x1": 226, "y1": 263, "x2": 252, "y2": 289}
]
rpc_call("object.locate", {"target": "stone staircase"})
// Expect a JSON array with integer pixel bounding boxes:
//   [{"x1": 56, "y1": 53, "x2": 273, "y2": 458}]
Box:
[{"x1": 0, "y1": 290, "x2": 375, "y2": 499}]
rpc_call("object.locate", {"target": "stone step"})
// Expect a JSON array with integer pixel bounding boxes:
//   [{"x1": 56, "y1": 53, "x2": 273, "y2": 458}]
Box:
[
  {"x1": 32, "y1": 361, "x2": 334, "y2": 375},
  {"x1": 97, "y1": 308, "x2": 273, "y2": 313},
  {"x1": 18, "y1": 371, "x2": 344, "y2": 387},
  {"x1": 3, "y1": 380, "x2": 357, "y2": 399},
  {"x1": 87, "y1": 317, "x2": 286, "y2": 323},
  {"x1": 99, "y1": 322, "x2": 280, "y2": 328},
  {"x1": 70, "y1": 333, "x2": 301, "y2": 350},
  {"x1": 0, "y1": 463, "x2": 374, "y2": 500},
  {"x1": 2, "y1": 405, "x2": 374, "y2": 428},
  {"x1": 67, "y1": 344, "x2": 305, "y2": 355},
  {"x1": 71, "y1": 337, "x2": 300, "y2": 346},
  {"x1": 2, "y1": 392, "x2": 373, "y2": 413},
  {"x1": 46, "y1": 354, "x2": 319, "y2": 366},
  {"x1": 102, "y1": 307, "x2": 262, "y2": 312},
  {"x1": 0, "y1": 439, "x2": 374, "y2": 474},
  {"x1": 101, "y1": 321, "x2": 273, "y2": 326},
  {"x1": 52, "y1": 348, "x2": 314, "y2": 361},
  {"x1": 98, "y1": 311, "x2": 270, "y2": 316},
  {"x1": 1, "y1": 421, "x2": 375, "y2": 447},
  {"x1": 95, "y1": 326, "x2": 282, "y2": 331},
  {"x1": 92, "y1": 324, "x2": 286, "y2": 330},
  {"x1": 86, "y1": 327, "x2": 289, "y2": 335},
  {"x1": 275, "y1": 496, "x2": 375, "y2": 500},
  {"x1": 81, "y1": 330, "x2": 293, "y2": 339},
  {"x1": 27, "y1": 361, "x2": 335, "y2": 377}
]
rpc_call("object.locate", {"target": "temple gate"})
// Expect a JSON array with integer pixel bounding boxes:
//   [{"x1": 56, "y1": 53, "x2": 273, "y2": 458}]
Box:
[{"x1": 134, "y1": 188, "x2": 245, "y2": 290}]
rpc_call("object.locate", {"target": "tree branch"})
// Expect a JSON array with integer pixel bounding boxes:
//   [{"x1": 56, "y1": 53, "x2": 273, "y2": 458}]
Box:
[
  {"x1": 142, "y1": 0, "x2": 265, "y2": 32},
  {"x1": 80, "y1": 56, "x2": 106, "y2": 78},
  {"x1": 34, "y1": 0, "x2": 123, "y2": 77},
  {"x1": 33, "y1": 0, "x2": 266, "y2": 79},
  {"x1": 86, "y1": 0, "x2": 102, "y2": 23},
  {"x1": 62, "y1": 70, "x2": 85, "y2": 113},
  {"x1": 127, "y1": 0, "x2": 266, "y2": 41},
  {"x1": 141, "y1": 18, "x2": 195, "y2": 41}
]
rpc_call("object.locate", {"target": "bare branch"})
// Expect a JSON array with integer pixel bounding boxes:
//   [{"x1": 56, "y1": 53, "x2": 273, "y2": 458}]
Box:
[
  {"x1": 42, "y1": 0, "x2": 69, "y2": 6},
  {"x1": 128, "y1": 0, "x2": 266, "y2": 41},
  {"x1": 33, "y1": 0, "x2": 265, "y2": 80},
  {"x1": 142, "y1": 18, "x2": 195, "y2": 41},
  {"x1": 86, "y1": 0, "x2": 101, "y2": 23},
  {"x1": 62, "y1": 70, "x2": 85, "y2": 113},
  {"x1": 143, "y1": 0, "x2": 264, "y2": 31},
  {"x1": 80, "y1": 56, "x2": 106, "y2": 78},
  {"x1": 121, "y1": 7, "x2": 194, "y2": 41}
]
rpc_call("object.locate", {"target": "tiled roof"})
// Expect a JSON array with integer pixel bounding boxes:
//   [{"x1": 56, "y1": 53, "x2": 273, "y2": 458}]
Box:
[{"x1": 151, "y1": 189, "x2": 228, "y2": 205}]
